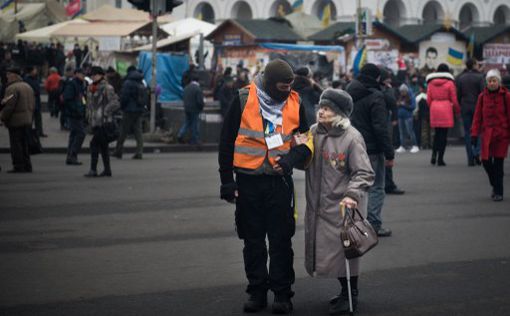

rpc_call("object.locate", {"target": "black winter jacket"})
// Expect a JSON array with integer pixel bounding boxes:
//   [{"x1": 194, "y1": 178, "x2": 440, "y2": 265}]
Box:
[
  {"x1": 183, "y1": 82, "x2": 205, "y2": 113},
  {"x1": 292, "y1": 75, "x2": 321, "y2": 127},
  {"x1": 346, "y1": 75, "x2": 394, "y2": 160},
  {"x1": 120, "y1": 70, "x2": 146, "y2": 113},
  {"x1": 455, "y1": 69, "x2": 484, "y2": 116},
  {"x1": 62, "y1": 77, "x2": 86, "y2": 119}
]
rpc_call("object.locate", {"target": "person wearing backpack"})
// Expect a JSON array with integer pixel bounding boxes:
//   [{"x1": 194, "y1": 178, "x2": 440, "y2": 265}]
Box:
[{"x1": 112, "y1": 66, "x2": 147, "y2": 160}]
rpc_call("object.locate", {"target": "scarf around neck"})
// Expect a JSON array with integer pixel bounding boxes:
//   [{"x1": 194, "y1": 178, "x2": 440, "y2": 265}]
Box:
[{"x1": 255, "y1": 75, "x2": 285, "y2": 126}]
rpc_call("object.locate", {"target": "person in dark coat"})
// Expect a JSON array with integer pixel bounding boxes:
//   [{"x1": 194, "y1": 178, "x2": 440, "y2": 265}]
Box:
[
  {"x1": 113, "y1": 66, "x2": 147, "y2": 159},
  {"x1": 0, "y1": 67, "x2": 34, "y2": 173},
  {"x1": 23, "y1": 66, "x2": 46, "y2": 137},
  {"x1": 471, "y1": 69, "x2": 510, "y2": 202},
  {"x1": 218, "y1": 76, "x2": 235, "y2": 118},
  {"x1": 346, "y1": 63, "x2": 394, "y2": 237},
  {"x1": 106, "y1": 67, "x2": 122, "y2": 95},
  {"x1": 63, "y1": 68, "x2": 86, "y2": 165},
  {"x1": 177, "y1": 73, "x2": 204, "y2": 144},
  {"x1": 456, "y1": 58, "x2": 484, "y2": 166},
  {"x1": 292, "y1": 66, "x2": 322, "y2": 127},
  {"x1": 73, "y1": 44, "x2": 83, "y2": 69}
]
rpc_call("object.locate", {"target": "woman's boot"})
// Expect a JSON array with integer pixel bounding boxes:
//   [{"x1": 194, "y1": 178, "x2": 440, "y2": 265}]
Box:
[
  {"x1": 99, "y1": 151, "x2": 112, "y2": 177},
  {"x1": 437, "y1": 149, "x2": 446, "y2": 166},
  {"x1": 84, "y1": 156, "x2": 98, "y2": 177},
  {"x1": 430, "y1": 150, "x2": 437, "y2": 165}
]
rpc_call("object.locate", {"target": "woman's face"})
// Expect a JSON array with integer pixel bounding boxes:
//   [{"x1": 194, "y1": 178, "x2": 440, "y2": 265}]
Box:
[
  {"x1": 487, "y1": 77, "x2": 500, "y2": 91},
  {"x1": 317, "y1": 105, "x2": 336, "y2": 125}
]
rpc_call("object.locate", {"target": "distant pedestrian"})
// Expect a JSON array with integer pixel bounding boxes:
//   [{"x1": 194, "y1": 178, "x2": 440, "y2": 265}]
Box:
[
  {"x1": 395, "y1": 84, "x2": 419, "y2": 153},
  {"x1": 456, "y1": 58, "x2": 484, "y2": 166},
  {"x1": 471, "y1": 69, "x2": 510, "y2": 202},
  {"x1": 218, "y1": 76, "x2": 235, "y2": 118},
  {"x1": 113, "y1": 66, "x2": 147, "y2": 159},
  {"x1": 177, "y1": 74, "x2": 204, "y2": 145},
  {"x1": 84, "y1": 66, "x2": 120, "y2": 177},
  {"x1": 63, "y1": 68, "x2": 86, "y2": 165},
  {"x1": 106, "y1": 67, "x2": 122, "y2": 95},
  {"x1": 44, "y1": 67, "x2": 61, "y2": 117},
  {"x1": 426, "y1": 64, "x2": 460, "y2": 166},
  {"x1": 73, "y1": 44, "x2": 83, "y2": 68},
  {"x1": 23, "y1": 66, "x2": 46, "y2": 137},
  {"x1": 0, "y1": 67, "x2": 34, "y2": 173},
  {"x1": 292, "y1": 66, "x2": 322, "y2": 127}
]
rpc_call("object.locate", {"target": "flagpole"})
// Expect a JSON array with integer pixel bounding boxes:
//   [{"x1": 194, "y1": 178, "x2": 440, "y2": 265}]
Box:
[{"x1": 150, "y1": 0, "x2": 157, "y2": 134}]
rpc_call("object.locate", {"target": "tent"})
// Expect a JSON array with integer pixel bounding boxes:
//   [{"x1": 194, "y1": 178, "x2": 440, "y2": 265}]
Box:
[
  {"x1": 15, "y1": 19, "x2": 89, "y2": 42},
  {"x1": 128, "y1": 31, "x2": 201, "y2": 53},
  {"x1": 283, "y1": 12, "x2": 323, "y2": 38},
  {"x1": 81, "y1": 4, "x2": 149, "y2": 22},
  {"x1": 160, "y1": 18, "x2": 217, "y2": 68},
  {"x1": 0, "y1": 0, "x2": 66, "y2": 42}
]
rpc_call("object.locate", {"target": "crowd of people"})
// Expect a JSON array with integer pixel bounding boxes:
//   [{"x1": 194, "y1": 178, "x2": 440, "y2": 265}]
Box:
[
  {"x1": 0, "y1": 42, "x2": 150, "y2": 176},
  {"x1": 217, "y1": 58, "x2": 510, "y2": 315}
]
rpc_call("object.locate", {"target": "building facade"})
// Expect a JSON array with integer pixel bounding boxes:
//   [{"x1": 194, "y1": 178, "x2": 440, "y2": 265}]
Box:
[{"x1": 165, "y1": 0, "x2": 510, "y2": 31}]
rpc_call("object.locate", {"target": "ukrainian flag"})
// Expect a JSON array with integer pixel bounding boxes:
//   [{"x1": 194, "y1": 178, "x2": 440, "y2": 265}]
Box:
[
  {"x1": 322, "y1": 2, "x2": 331, "y2": 28},
  {"x1": 447, "y1": 48, "x2": 464, "y2": 66},
  {"x1": 467, "y1": 34, "x2": 475, "y2": 58},
  {"x1": 353, "y1": 46, "x2": 367, "y2": 76},
  {"x1": 1, "y1": 0, "x2": 15, "y2": 12},
  {"x1": 292, "y1": 0, "x2": 303, "y2": 13}
]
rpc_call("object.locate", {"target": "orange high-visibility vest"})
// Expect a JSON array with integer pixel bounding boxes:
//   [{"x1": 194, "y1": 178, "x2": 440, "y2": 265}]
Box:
[{"x1": 233, "y1": 82, "x2": 300, "y2": 171}]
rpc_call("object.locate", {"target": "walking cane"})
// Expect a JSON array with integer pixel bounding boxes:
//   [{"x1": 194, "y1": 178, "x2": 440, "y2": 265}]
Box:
[{"x1": 340, "y1": 204, "x2": 354, "y2": 315}]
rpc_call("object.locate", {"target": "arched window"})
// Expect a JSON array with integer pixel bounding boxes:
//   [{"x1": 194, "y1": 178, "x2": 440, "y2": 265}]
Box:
[
  {"x1": 311, "y1": 0, "x2": 337, "y2": 22},
  {"x1": 493, "y1": 5, "x2": 510, "y2": 25},
  {"x1": 422, "y1": 1, "x2": 444, "y2": 24},
  {"x1": 459, "y1": 3, "x2": 480, "y2": 30},
  {"x1": 194, "y1": 2, "x2": 215, "y2": 23},
  {"x1": 270, "y1": 0, "x2": 292, "y2": 17},
  {"x1": 231, "y1": 1, "x2": 253, "y2": 20},
  {"x1": 383, "y1": 0, "x2": 406, "y2": 28}
]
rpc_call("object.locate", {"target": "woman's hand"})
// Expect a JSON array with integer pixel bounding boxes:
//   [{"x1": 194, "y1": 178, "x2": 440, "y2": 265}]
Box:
[{"x1": 340, "y1": 197, "x2": 358, "y2": 209}]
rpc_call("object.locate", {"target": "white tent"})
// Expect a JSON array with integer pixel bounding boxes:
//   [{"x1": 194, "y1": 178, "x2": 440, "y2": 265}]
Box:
[
  {"x1": 16, "y1": 20, "x2": 89, "y2": 42},
  {"x1": 160, "y1": 18, "x2": 217, "y2": 68},
  {"x1": 0, "y1": 1, "x2": 67, "y2": 42}
]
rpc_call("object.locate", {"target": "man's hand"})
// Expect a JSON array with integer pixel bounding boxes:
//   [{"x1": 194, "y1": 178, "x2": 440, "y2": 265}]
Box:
[
  {"x1": 385, "y1": 159, "x2": 394, "y2": 168},
  {"x1": 273, "y1": 156, "x2": 291, "y2": 175},
  {"x1": 340, "y1": 197, "x2": 358, "y2": 209},
  {"x1": 220, "y1": 182, "x2": 238, "y2": 204}
]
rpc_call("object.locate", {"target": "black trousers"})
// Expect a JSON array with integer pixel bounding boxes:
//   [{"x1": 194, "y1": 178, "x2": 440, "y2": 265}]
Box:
[
  {"x1": 482, "y1": 158, "x2": 505, "y2": 196},
  {"x1": 89, "y1": 127, "x2": 110, "y2": 172},
  {"x1": 235, "y1": 173, "x2": 296, "y2": 297},
  {"x1": 8, "y1": 126, "x2": 32, "y2": 171},
  {"x1": 433, "y1": 128, "x2": 448, "y2": 159}
]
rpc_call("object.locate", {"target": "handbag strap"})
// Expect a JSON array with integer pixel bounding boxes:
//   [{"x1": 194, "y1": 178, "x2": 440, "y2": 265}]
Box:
[{"x1": 341, "y1": 207, "x2": 365, "y2": 227}]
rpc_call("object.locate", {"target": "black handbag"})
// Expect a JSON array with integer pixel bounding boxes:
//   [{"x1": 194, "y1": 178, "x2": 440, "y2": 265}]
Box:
[
  {"x1": 102, "y1": 121, "x2": 119, "y2": 143},
  {"x1": 340, "y1": 207, "x2": 378, "y2": 259},
  {"x1": 28, "y1": 128, "x2": 43, "y2": 155}
]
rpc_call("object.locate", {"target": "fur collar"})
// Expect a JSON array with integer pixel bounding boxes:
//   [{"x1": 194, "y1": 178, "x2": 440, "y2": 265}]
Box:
[{"x1": 426, "y1": 72, "x2": 454, "y2": 82}]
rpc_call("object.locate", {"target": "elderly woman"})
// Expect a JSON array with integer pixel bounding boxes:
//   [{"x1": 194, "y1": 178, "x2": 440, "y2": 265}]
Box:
[
  {"x1": 471, "y1": 69, "x2": 510, "y2": 201},
  {"x1": 277, "y1": 89, "x2": 374, "y2": 315}
]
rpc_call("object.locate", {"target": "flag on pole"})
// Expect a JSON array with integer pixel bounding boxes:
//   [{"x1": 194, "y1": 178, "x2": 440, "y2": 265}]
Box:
[
  {"x1": 447, "y1": 47, "x2": 464, "y2": 66},
  {"x1": 353, "y1": 46, "x2": 367, "y2": 76},
  {"x1": 1, "y1": 0, "x2": 15, "y2": 13},
  {"x1": 292, "y1": 0, "x2": 304, "y2": 12},
  {"x1": 467, "y1": 33, "x2": 475, "y2": 58},
  {"x1": 322, "y1": 2, "x2": 331, "y2": 28}
]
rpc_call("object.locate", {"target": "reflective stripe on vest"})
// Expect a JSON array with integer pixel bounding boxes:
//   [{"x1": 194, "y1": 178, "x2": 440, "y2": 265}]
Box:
[{"x1": 233, "y1": 82, "x2": 300, "y2": 171}]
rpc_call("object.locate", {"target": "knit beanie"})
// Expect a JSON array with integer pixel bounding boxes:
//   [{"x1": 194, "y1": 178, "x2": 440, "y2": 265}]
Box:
[
  {"x1": 486, "y1": 69, "x2": 501, "y2": 82},
  {"x1": 295, "y1": 66, "x2": 312, "y2": 78},
  {"x1": 319, "y1": 88, "x2": 354, "y2": 117},
  {"x1": 360, "y1": 63, "x2": 381, "y2": 80},
  {"x1": 263, "y1": 59, "x2": 294, "y2": 85},
  {"x1": 399, "y1": 83, "x2": 409, "y2": 93},
  {"x1": 90, "y1": 66, "x2": 105, "y2": 76},
  {"x1": 6, "y1": 66, "x2": 21, "y2": 76},
  {"x1": 379, "y1": 67, "x2": 390, "y2": 83}
]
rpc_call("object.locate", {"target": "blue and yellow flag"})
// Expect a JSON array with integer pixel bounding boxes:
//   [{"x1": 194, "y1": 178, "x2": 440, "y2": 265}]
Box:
[
  {"x1": 292, "y1": 0, "x2": 303, "y2": 13},
  {"x1": 353, "y1": 46, "x2": 367, "y2": 76},
  {"x1": 447, "y1": 48, "x2": 464, "y2": 65},
  {"x1": 467, "y1": 33, "x2": 475, "y2": 58},
  {"x1": 322, "y1": 2, "x2": 331, "y2": 28},
  {"x1": 1, "y1": 0, "x2": 15, "y2": 12}
]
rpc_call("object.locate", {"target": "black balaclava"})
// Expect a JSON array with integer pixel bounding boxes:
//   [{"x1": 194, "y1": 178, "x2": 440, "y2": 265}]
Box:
[{"x1": 263, "y1": 59, "x2": 294, "y2": 102}]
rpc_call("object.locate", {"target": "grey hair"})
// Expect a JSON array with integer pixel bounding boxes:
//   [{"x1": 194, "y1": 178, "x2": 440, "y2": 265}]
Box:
[{"x1": 316, "y1": 109, "x2": 351, "y2": 129}]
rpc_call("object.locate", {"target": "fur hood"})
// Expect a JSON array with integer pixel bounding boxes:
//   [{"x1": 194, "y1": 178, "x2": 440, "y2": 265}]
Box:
[{"x1": 426, "y1": 72, "x2": 454, "y2": 83}]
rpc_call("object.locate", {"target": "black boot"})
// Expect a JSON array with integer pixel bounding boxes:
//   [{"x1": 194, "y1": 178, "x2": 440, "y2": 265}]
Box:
[
  {"x1": 430, "y1": 150, "x2": 437, "y2": 165},
  {"x1": 85, "y1": 155, "x2": 98, "y2": 177},
  {"x1": 329, "y1": 289, "x2": 358, "y2": 315},
  {"x1": 272, "y1": 293, "x2": 293, "y2": 314},
  {"x1": 243, "y1": 292, "x2": 267, "y2": 313},
  {"x1": 100, "y1": 151, "x2": 112, "y2": 177},
  {"x1": 437, "y1": 150, "x2": 446, "y2": 166}
]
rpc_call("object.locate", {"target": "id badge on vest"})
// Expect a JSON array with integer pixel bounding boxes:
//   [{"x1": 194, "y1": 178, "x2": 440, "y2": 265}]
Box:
[{"x1": 265, "y1": 133, "x2": 284, "y2": 150}]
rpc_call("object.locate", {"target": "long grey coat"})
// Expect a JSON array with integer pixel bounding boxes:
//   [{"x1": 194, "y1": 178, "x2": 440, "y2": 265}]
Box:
[{"x1": 305, "y1": 123, "x2": 374, "y2": 278}]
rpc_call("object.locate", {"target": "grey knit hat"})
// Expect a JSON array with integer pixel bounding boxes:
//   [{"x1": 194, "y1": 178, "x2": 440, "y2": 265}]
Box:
[{"x1": 319, "y1": 88, "x2": 354, "y2": 117}]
